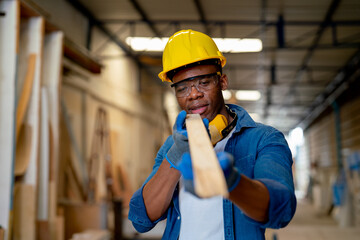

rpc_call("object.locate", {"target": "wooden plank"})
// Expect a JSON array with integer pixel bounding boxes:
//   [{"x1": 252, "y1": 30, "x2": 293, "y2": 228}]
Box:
[
  {"x1": 0, "y1": 1, "x2": 19, "y2": 239},
  {"x1": 37, "y1": 87, "x2": 49, "y2": 221},
  {"x1": 13, "y1": 184, "x2": 35, "y2": 240},
  {"x1": 56, "y1": 214, "x2": 64, "y2": 240},
  {"x1": 63, "y1": 38, "x2": 101, "y2": 74},
  {"x1": 13, "y1": 15, "x2": 44, "y2": 240},
  {"x1": 65, "y1": 163, "x2": 85, "y2": 202},
  {"x1": 48, "y1": 182, "x2": 58, "y2": 239},
  {"x1": 63, "y1": 203, "x2": 107, "y2": 240},
  {"x1": 15, "y1": 53, "x2": 36, "y2": 140},
  {"x1": 21, "y1": 16, "x2": 44, "y2": 187},
  {"x1": 41, "y1": 31, "x2": 63, "y2": 181},
  {"x1": 61, "y1": 98, "x2": 88, "y2": 197},
  {"x1": 110, "y1": 131, "x2": 133, "y2": 209},
  {"x1": 37, "y1": 221, "x2": 50, "y2": 240},
  {"x1": 0, "y1": 227, "x2": 4, "y2": 240},
  {"x1": 185, "y1": 114, "x2": 228, "y2": 198},
  {"x1": 14, "y1": 123, "x2": 32, "y2": 176}
]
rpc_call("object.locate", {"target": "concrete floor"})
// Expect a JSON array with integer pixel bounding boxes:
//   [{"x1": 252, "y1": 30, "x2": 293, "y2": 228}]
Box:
[
  {"x1": 122, "y1": 199, "x2": 360, "y2": 240},
  {"x1": 265, "y1": 199, "x2": 360, "y2": 240}
]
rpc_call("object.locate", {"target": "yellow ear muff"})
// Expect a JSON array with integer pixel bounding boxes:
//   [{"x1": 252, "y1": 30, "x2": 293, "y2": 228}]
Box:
[{"x1": 209, "y1": 114, "x2": 228, "y2": 145}]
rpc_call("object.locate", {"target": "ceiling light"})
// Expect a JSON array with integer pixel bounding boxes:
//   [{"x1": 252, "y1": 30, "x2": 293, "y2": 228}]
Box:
[
  {"x1": 222, "y1": 90, "x2": 232, "y2": 100},
  {"x1": 126, "y1": 37, "x2": 262, "y2": 52},
  {"x1": 126, "y1": 37, "x2": 169, "y2": 51},
  {"x1": 235, "y1": 90, "x2": 261, "y2": 101},
  {"x1": 213, "y1": 38, "x2": 262, "y2": 52}
]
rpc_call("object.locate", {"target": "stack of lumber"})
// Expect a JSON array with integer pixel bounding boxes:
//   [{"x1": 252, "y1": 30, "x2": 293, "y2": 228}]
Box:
[{"x1": 0, "y1": 2, "x2": 64, "y2": 239}]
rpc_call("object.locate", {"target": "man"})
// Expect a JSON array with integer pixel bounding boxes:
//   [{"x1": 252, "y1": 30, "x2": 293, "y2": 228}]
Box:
[{"x1": 128, "y1": 29, "x2": 296, "y2": 239}]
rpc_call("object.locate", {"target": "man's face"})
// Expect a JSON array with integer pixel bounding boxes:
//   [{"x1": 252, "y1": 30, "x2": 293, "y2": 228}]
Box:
[{"x1": 172, "y1": 64, "x2": 228, "y2": 122}]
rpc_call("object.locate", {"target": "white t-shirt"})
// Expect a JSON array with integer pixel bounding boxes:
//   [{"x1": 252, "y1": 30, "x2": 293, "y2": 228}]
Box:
[{"x1": 178, "y1": 128, "x2": 235, "y2": 240}]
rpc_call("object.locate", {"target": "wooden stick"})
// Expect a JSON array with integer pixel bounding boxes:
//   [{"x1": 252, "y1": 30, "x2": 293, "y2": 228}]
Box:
[
  {"x1": 0, "y1": 227, "x2": 4, "y2": 240},
  {"x1": 13, "y1": 184, "x2": 35, "y2": 240},
  {"x1": 16, "y1": 54, "x2": 36, "y2": 140},
  {"x1": 186, "y1": 114, "x2": 228, "y2": 198},
  {"x1": 14, "y1": 124, "x2": 32, "y2": 176}
]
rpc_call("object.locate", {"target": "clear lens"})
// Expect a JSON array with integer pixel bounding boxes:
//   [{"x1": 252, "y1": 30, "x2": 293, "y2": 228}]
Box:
[{"x1": 174, "y1": 73, "x2": 219, "y2": 98}]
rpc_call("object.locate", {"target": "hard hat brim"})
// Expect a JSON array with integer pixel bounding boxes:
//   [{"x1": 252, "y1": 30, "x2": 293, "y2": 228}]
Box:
[{"x1": 159, "y1": 55, "x2": 226, "y2": 82}]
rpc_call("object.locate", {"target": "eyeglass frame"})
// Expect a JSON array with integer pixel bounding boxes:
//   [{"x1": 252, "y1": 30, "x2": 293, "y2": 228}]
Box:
[{"x1": 170, "y1": 72, "x2": 221, "y2": 98}]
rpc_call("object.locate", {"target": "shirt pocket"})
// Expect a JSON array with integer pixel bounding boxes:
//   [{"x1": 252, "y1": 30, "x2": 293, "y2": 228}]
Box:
[{"x1": 234, "y1": 154, "x2": 255, "y2": 178}]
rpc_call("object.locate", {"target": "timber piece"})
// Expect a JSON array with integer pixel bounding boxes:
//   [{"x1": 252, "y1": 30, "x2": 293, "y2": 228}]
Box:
[
  {"x1": 56, "y1": 214, "x2": 64, "y2": 240},
  {"x1": 37, "y1": 221, "x2": 50, "y2": 240},
  {"x1": 48, "y1": 181, "x2": 57, "y2": 239},
  {"x1": 65, "y1": 164, "x2": 85, "y2": 202},
  {"x1": 0, "y1": 227, "x2": 4, "y2": 240},
  {"x1": 61, "y1": 98, "x2": 88, "y2": 197},
  {"x1": 185, "y1": 114, "x2": 228, "y2": 198},
  {"x1": 13, "y1": 184, "x2": 35, "y2": 240},
  {"x1": 16, "y1": 53, "x2": 36, "y2": 140},
  {"x1": 63, "y1": 203, "x2": 107, "y2": 240},
  {"x1": 41, "y1": 32, "x2": 63, "y2": 237},
  {"x1": 0, "y1": 1, "x2": 18, "y2": 237},
  {"x1": 37, "y1": 87, "x2": 49, "y2": 221},
  {"x1": 64, "y1": 38, "x2": 101, "y2": 74},
  {"x1": 20, "y1": 20, "x2": 44, "y2": 218},
  {"x1": 109, "y1": 131, "x2": 133, "y2": 208},
  {"x1": 14, "y1": 123, "x2": 32, "y2": 176}
]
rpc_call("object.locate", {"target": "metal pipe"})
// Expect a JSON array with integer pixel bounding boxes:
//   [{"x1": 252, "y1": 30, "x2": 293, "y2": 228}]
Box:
[{"x1": 332, "y1": 101, "x2": 343, "y2": 170}]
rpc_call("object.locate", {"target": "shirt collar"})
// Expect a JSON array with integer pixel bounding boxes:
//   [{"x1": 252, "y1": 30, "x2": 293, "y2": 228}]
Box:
[{"x1": 226, "y1": 104, "x2": 257, "y2": 133}]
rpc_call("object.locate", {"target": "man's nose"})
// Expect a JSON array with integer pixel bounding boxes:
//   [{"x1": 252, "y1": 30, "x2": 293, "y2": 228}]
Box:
[{"x1": 188, "y1": 84, "x2": 203, "y2": 98}]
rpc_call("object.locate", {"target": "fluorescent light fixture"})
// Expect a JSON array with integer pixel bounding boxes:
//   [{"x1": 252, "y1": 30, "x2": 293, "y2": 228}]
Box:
[
  {"x1": 222, "y1": 90, "x2": 232, "y2": 100},
  {"x1": 213, "y1": 38, "x2": 262, "y2": 52},
  {"x1": 235, "y1": 90, "x2": 261, "y2": 101},
  {"x1": 126, "y1": 37, "x2": 262, "y2": 52},
  {"x1": 126, "y1": 37, "x2": 169, "y2": 51}
]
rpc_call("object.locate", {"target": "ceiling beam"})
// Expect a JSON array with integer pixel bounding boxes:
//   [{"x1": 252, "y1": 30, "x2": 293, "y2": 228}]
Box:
[
  {"x1": 67, "y1": 0, "x2": 131, "y2": 55},
  {"x1": 66, "y1": 0, "x2": 160, "y2": 85},
  {"x1": 276, "y1": 15, "x2": 285, "y2": 48},
  {"x1": 281, "y1": 0, "x2": 342, "y2": 108},
  {"x1": 227, "y1": 64, "x2": 339, "y2": 71},
  {"x1": 100, "y1": 19, "x2": 360, "y2": 27},
  {"x1": 298, "y1": 49, "x2": 360, "y2": 131},
  {"x1": 128, "y1": 0, "x2": 162, "y2": 37},
  {"x1": 193, "y1": 0, "x2": 211, "y2": 35}
]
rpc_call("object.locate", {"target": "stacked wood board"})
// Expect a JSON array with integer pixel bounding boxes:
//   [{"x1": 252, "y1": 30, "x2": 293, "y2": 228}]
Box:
[
  {"x1": 0, "y1": 1, "x2": 63, "y2": 239},
  {"x1": 0, "y1": 1, "x2": 18, "y2": 240}
]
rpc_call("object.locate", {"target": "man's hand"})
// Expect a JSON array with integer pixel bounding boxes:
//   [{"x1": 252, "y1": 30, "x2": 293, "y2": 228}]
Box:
[
  {"x1": 166, "y1": 110, "x2": 188, "y2": 169},
  {"x1": 166, "y1": 111, "x2": 209, "y2": 170},
  {"x1": 217, "y1": 151, "x2": 241, "y2": 191},
  {"x1": 178, "y1": 151, "x2": 241, "y2": 196}
]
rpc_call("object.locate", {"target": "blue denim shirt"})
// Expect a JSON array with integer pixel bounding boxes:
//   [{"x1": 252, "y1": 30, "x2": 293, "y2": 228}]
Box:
[{"x1": 128, "y1": 104, "x2": 297, "y2": 240}]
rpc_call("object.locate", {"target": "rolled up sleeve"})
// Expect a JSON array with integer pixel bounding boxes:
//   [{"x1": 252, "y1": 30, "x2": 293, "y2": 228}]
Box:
[
  {"x1": 249, "y1": 128, "x2": 297, "y2": 228},
  {"x1": 128, "y1": 185, "x2": 166, "y2": 232}
]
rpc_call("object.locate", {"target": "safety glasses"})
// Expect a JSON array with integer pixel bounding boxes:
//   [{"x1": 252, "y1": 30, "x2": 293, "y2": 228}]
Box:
[{"x1": 170, "y1": 72, "x2": 221, "y2": 98}]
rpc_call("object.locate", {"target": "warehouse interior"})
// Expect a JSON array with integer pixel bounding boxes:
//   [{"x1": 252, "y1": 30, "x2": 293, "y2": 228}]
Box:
[{"x1": 0, "y1": 0, "x2": 360, "y2": 239}]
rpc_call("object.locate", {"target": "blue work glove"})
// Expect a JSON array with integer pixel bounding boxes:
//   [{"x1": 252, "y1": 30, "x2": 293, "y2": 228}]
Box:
[
  {"x1": 178, "y1": 151, "x2": 241, "y2": 196},
  {"x1": 166, "y1": 110, "x2": 209, "y2": 170},
  {"x1": 217, "y1": 151, "x2": 241, "y2": 192}
]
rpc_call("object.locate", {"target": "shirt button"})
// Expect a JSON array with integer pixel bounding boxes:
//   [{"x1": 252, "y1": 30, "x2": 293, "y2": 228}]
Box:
[{"x1": 177, "y1": 216, "x2": 181, "y2": 220}]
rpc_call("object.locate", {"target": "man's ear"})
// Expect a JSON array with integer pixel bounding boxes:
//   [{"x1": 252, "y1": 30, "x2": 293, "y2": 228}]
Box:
[{"x1": 220, "y1": 74, "x2": 228, "y2": 90}]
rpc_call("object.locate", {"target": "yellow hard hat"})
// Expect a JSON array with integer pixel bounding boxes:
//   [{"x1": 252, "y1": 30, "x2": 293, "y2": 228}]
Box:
[{"x1": 158, "y1": 29, "x2": 226, "y2": 82}]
